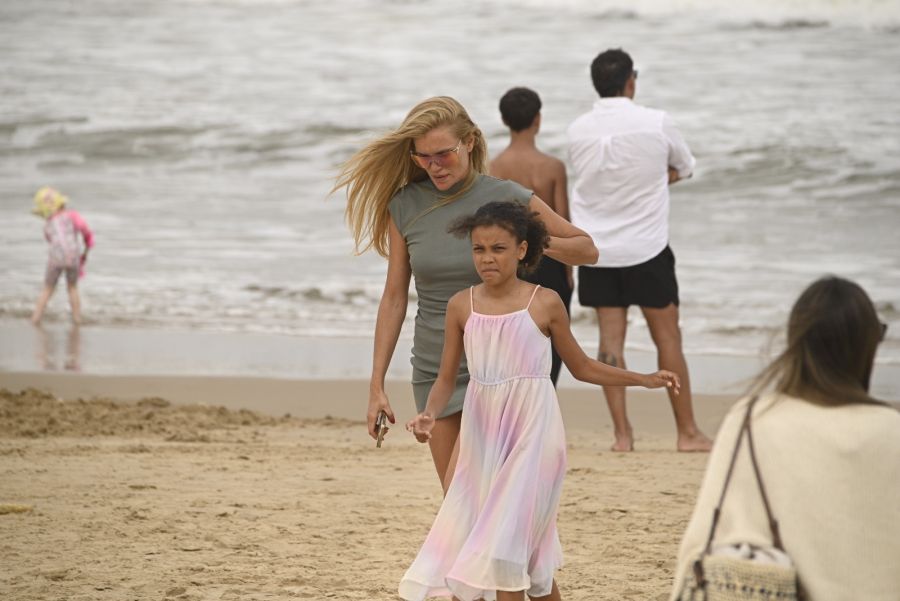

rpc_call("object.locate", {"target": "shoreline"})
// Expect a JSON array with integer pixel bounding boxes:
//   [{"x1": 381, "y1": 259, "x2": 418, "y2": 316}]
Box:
[
  {"x1": 2, "y1": 319, "x2": 899, "y2": 401},
  {"x1": 0, "y1": 371, "x2": 736, "y2": 438}
]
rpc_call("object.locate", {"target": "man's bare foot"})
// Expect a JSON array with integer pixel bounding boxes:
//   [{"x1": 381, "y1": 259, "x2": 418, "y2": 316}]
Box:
[
  {"x1": 610, "y1": 432, "x2": 634, "y2": 452},
  {"x1": 677, "y1": 431, "x2": 713, "y2": 452}
]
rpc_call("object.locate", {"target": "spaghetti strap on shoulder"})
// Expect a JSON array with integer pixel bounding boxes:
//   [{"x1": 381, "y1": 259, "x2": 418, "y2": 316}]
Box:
[
  {"x1": 526, "y1": 285, "x2": 541, "y2": 310},
  {"x1": 470, "y1": 286, "x2": 475, "y2": 313}
]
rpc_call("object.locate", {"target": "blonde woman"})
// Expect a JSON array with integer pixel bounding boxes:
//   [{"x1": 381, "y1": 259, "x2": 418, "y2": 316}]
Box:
[{"x1": 335, "y1": 96, "x2": 597, "y2": 495}]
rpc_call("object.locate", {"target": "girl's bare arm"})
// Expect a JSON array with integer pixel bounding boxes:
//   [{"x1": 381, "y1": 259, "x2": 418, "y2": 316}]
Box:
[
  {"x1": 539, "y1": 289, "x2": 679, "y2": 391},
  {"x1": 408, "y1": 292, "x2": 467, "y2": 441}
]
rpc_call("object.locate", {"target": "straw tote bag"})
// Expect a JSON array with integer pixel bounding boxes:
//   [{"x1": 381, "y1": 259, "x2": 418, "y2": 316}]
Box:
[{"x1": 678, "y1": 396, "x2": 802, "y2": 601}]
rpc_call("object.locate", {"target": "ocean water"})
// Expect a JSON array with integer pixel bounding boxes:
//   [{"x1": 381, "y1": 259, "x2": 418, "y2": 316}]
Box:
[{"x1": 1, "y1": 0, "x2": 899, "y2": 369}]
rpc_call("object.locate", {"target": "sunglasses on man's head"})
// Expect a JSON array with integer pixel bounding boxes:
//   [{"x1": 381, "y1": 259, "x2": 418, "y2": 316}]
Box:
[{"x1": 410, "y1": 141, "x2": 462, "y2": 169}]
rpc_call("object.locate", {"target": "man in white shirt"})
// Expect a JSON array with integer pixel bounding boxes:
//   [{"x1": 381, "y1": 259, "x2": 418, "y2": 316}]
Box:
[{"x1": 568, "y1": 48, "x2": 712, "y2": 452}]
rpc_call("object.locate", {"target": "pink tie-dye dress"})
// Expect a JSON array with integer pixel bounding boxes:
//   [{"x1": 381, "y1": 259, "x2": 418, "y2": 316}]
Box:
[{"x1": 399, "y1": 285, "x2": 567, "y2": 601}]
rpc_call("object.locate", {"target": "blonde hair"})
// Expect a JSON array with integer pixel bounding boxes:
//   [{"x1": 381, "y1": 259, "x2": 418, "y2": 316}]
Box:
[
  {"x1": 32, "y1": 186, "x2": 68, "y2": 219},
  {"x1": 334, "y1": 96, "x2": 489, "y2": 257}
]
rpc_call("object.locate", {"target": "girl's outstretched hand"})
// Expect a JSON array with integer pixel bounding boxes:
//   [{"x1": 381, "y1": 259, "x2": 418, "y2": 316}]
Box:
[
  {"x1": 644, "y1": 370, "x2": 681, "y2": 394},
  {"x1": 406, "y1": 412, "x2": 435, "y2": 444}
]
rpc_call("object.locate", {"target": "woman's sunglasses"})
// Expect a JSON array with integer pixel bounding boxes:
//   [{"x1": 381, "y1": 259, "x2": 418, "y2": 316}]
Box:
[{"x1": 410, "y1": 141, "x2": 462, "y2": 169}]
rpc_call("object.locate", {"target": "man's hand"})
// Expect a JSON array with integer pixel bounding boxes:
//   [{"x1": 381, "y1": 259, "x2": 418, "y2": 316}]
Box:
[{"x1": 668, "y1": 167, "x2": 681, "y2": 185}]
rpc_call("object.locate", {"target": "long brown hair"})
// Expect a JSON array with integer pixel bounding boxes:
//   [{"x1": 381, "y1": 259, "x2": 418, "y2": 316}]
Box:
[
  {"x1": 333, "y1": 96, "x2": 489, "y2": 257},
  {"x1": 749, "y1": 276, "x2": 885, "y2": 406}
]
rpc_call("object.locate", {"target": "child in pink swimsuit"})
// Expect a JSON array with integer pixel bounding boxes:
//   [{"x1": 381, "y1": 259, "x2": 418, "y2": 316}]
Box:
[{"x1": 31, "y1": 187, "x2": 95, "y2": 325}]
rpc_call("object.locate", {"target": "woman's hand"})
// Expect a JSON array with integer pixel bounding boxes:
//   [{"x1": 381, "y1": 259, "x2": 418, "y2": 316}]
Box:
[
  {"x1": 366, "y1": 217, "x2": 409, "y2": 441},
  {"x1": 367, "y1": 389, "x2": 395, "y2": 440},
  {"x1": 406, "y1": 412, "x2": 436, "y2": 443},
  {"x1": 643, "y1": 370, "x2": 681, "y2": 394}
]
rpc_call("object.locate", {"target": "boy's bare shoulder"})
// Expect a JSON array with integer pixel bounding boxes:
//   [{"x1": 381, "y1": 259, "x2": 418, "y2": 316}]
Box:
[
  {"x1": 489, "y1": 150, "x2": 515, "y2": 178},
  {"x1": 539, "y1": 152, "x2": 567, "y2": 174}
]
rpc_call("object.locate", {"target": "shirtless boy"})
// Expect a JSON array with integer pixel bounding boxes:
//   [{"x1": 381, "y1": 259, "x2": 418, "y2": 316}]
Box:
[{"x1": 490, "y1": 87, "x2": 572, "y2": 385}]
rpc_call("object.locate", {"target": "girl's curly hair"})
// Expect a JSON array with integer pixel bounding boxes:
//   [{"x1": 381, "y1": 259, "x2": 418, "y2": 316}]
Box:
[{"x1": 448, "y1": 201, "x2": 549, "y2": 273}]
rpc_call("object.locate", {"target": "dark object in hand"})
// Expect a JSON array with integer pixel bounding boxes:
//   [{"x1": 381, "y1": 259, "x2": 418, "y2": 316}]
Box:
[{"x1": 375, "y1": 410, "x2": 388, "y2": 448}]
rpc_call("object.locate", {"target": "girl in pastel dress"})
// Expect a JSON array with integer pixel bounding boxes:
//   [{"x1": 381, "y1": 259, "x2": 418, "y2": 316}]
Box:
[
  {"x1": 401, "y1": 201, "x2": 680, "y2": 601},
  {"x1": 31, "y1": 187, "x2": 95, "y2": 325}
]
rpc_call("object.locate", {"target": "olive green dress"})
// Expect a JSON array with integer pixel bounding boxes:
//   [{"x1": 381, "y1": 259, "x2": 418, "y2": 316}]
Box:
[{"x1": 388, "y1": 174, "x2": 532, "y2": 417}]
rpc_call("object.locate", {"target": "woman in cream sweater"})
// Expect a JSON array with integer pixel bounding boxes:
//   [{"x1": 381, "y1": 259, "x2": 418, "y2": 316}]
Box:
[{"x1": 671, "y1": 276, "x2": 900, "y2": 601}]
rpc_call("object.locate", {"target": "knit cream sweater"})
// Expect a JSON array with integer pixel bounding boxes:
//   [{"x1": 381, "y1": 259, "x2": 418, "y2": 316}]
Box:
[{"x1": 670, "y1": 392, "x2": 900, "y2": 601}]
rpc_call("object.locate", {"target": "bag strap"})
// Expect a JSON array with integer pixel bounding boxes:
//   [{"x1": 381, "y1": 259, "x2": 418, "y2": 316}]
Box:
[
  {"x1": 745, "y1": 400, "x2": 785, "y2": 550},
  {"x1": 692, "y1": 395, "x2": 785, "y2": 587}
]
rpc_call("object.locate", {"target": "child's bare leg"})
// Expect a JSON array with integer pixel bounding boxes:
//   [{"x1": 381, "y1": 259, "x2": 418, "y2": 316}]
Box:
[
  {"x1": 65, "y1": 324, "x2": 81, "y2": 371},
  {"x1": 641, "y1": 304, "x2": 712, "y2": 452},
  {"x1": 31, "y1": 285, "x2": 55, "y2": 324},
  {"x1": 529, "y1": 579, "x2": 561, "y2": 600},
  {"x1": 498, "y1": 590, "x2": 525, "y2": 601},
  {"x1": 66, "y1": 283, "x2": 81, "y2": 325},
  {"x1": 596, "y1": 307, "x2": 631, "y2": 451},
  {"x1": 427, "y1": 411, "x2": 462, "y2": 495},
  {"x1": 441, "y1": 434, "x2": 460, "y2": 494}
]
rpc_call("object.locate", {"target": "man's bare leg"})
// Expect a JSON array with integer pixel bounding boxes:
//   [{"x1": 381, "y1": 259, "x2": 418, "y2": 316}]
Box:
[
  {"x1": 641, "y1": 304, "x2": 712, "y2": 452},
  {"x1": 596, "y1": 307, "x2": 631, "y2": 451}
]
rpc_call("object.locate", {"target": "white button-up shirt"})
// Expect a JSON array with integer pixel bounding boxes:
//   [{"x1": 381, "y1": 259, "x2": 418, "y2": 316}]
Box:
[{"x1": 568, "y1": 97, "x2": 695, "y2": 267}]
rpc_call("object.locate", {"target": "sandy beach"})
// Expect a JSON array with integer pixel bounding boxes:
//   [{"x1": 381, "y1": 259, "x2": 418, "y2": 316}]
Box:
[
  {"x1": 0, "y1": 375, "x2": 734, "y2": 601},
  {"x1": 3, "y1": 1, "x2": 899, "y2": 598}
]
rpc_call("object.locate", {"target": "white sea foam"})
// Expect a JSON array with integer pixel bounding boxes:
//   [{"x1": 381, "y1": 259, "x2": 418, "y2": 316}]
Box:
[
  {"x1": 0, "y1": 0, "x2": 898, "y2": 368},
  {"x1": 495, "y1": 0, "x2": 900, "y2": 29}
]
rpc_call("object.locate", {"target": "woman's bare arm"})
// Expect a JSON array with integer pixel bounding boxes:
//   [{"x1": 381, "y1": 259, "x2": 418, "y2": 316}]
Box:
[
  {"x1": 368, "y1": 217, "x2": 412, "y2": 438},
  {"x1": 528, "y1": 194, "x2": 598, "y2": 266}
]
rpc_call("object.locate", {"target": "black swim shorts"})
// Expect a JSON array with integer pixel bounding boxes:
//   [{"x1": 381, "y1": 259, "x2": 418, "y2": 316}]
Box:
[{"x1": 578, "y1": 245, "x2": 679, "y2": 308}]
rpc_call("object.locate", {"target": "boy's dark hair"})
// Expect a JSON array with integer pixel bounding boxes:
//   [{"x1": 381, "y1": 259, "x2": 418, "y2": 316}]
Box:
[
  {"x1": 498, "y1": 87, "x2": 542, "y2": 132},
  {"x1": 448, "y1": 201, "x2": 549, "y2": 273},
  {"x1": 590, "y1": 48, "x2": 633, "y2": 98}
]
